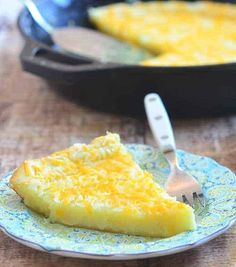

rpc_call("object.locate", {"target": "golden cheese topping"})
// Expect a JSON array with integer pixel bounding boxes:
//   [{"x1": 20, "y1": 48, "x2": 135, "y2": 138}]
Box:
[
  {"x1": 11, "y1": 133, "x2": 196, "y2": 237},
  {"x1": 89, "y1": 1, "x2": 236, "y2": 66},
  {"x1": 18, "y1": 133, "x2": 184, "y2": 215}
]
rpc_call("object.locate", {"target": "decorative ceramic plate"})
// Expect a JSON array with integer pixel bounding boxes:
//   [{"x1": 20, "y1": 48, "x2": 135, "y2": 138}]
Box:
[{"x1": 0, "y1": 145, "x2": 235, "y2": 260}]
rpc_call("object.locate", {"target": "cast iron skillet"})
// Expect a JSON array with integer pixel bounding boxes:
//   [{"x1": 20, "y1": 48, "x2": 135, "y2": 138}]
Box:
[{"x1": 18, "y1": 0, "x2": 236, "y2": 117}]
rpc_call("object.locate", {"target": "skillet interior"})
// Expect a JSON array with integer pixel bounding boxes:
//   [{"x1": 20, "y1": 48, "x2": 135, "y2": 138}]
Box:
[
  {"x1": 18, "y1": 0, "x2": 236, "y2": 117},
  {"x1": 18, "y1": 0, "x2": 126, "y2": 47}
]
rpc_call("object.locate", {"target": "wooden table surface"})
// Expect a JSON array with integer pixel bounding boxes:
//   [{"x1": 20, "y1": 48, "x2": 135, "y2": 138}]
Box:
[{"x1": 0, "y1": 2, "x2": 235, "y2": 267}]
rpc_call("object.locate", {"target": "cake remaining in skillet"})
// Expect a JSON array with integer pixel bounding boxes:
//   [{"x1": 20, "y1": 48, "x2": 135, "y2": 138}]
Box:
[
  {"x1": 10, "y1": 133, "x2": 195, "y2": 237},
  {"x1": 89, "y1": 1, "x2": 236, "y2": 66}
]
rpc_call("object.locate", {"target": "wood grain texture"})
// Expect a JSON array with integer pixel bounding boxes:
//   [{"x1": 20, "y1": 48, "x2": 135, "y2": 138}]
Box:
[{"x1": 0, "y1": 2, "x2": 235, "y2": 267}]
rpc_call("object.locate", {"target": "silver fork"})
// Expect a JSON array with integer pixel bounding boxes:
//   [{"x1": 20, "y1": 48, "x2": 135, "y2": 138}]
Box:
[{"x1": 144, "y1": 93, "x2": 205, "y2": 207}]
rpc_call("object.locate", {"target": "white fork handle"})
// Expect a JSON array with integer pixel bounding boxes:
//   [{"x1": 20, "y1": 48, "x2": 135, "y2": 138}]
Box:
[{"x1": 144, "y1": 93, "x2": 176, "y2": 153}]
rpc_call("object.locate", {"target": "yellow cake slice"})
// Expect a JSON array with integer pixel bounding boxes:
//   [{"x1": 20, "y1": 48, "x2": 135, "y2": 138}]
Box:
[{"x1": 10, "y1": 133, "x2": 196, "y2": 237}]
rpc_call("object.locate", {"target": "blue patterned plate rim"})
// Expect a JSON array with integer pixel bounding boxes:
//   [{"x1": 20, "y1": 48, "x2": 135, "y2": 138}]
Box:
[
  {"x1": 0, "y1": 144, "x2": 235, "y2": 260},
  {"x1": 0, "y1": 216, "x2": 235, "y2": 260}
]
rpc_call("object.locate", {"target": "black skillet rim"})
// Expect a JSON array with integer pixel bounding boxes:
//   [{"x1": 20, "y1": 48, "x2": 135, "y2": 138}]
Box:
[{"x1": 17, "y1": 7, "x2": 236, "y2": 73}]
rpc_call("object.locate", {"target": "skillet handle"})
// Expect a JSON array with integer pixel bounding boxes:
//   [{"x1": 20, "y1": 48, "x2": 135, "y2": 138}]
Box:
[{"x1": 20, "y1": 40, "x2": 112, "y2": 79}]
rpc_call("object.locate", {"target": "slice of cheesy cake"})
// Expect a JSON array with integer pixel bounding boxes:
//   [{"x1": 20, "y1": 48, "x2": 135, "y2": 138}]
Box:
[{"x1": 10, "y1": 133, "x2": 196, "y2": 237}]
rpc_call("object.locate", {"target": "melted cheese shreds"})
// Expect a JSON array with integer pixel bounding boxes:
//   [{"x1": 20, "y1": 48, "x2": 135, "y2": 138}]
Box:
[
  {"x1": 11, "y1": 133, "x2": 196, "y2": 237},
  {"x1": 89, "y1": 1, "x2": 236, "y2": 66},
  {"x1": 16, "y1": 133, "x2": 179, "y2": 215}
]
